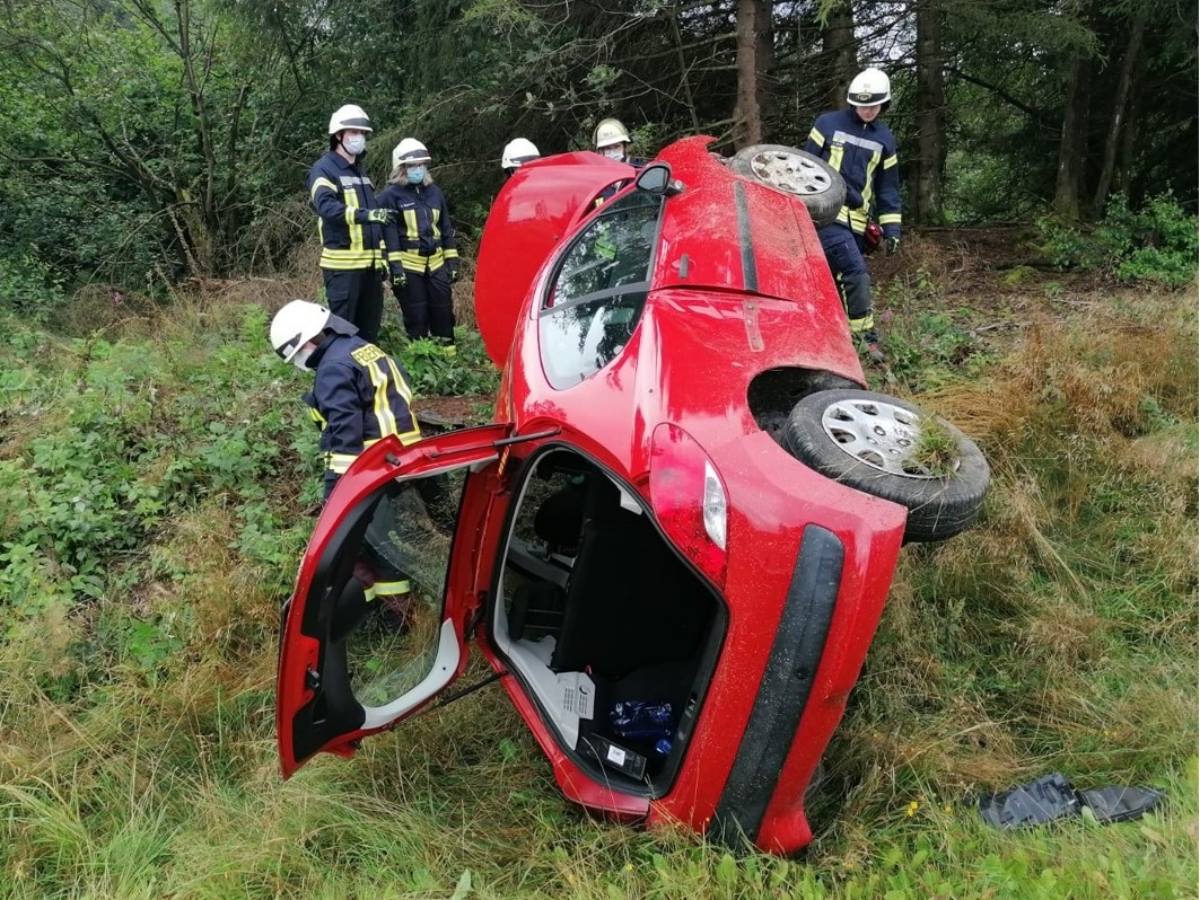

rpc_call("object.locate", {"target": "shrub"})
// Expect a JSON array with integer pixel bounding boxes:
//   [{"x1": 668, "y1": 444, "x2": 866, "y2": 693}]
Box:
[{"x1": 1036, "y1": 193, "x2": 1198, "y2": 287}]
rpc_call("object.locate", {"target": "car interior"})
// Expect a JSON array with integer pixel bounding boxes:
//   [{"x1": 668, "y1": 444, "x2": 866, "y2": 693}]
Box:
[{"x1": 491, "y1": 447, "x2": 725, "y2": 795}]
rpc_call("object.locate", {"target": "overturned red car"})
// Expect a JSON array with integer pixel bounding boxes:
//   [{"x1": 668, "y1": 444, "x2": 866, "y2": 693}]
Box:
[{"x1": 275, "y1": 136, "x2": 989, "y2": 855}]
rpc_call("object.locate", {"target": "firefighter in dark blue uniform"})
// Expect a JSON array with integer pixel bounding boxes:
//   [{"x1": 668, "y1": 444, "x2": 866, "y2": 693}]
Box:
[
  {"x1": 377, "y1": 138, "x2": 461, "y2": 353},
  {"x1": 270, "y1": 299, "x2": 421, "y2": 616},
  {"x1": 593, "y1": 117, "x2": 647, "y2": 207},
  {"x1": 307, "y1": 104, "x2": 394, "y2": 344},
  {"x1": 804, "y1": 68, "x2": 902, "y2": 364}
]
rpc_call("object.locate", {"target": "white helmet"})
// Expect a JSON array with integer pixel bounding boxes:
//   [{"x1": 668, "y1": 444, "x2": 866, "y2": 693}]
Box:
[
  {"x1": 502, "y1": 138, "x2": 540, "y2": 170},
  {"x1": 392, "y1": 138, "x2": 432, "y2": 169},
  {"x1": 847, "y1": 68, "x2": 891, "y2": 106},
  {"x1": 593, "y1": 118, "x2": 630, "y2": 150},
  {"x1": 271, "y1": 300, "x2": 330, "y2": 369},
  {"x1": 328, "y1": 104, "x2": 372, "y2": 135}
]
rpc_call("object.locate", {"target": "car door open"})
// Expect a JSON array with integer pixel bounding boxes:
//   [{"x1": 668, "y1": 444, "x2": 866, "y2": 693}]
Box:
[{"x1": 276, "y1": 424, "x2": 516, "y2": 777}]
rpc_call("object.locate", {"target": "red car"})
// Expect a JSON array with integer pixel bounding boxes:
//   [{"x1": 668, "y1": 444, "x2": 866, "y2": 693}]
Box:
[{"x1": 275, "y1": 137, "x2": 989, "y2": 855}]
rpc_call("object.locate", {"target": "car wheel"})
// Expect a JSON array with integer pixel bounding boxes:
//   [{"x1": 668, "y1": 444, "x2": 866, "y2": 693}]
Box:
[
  {"x1": 783, "y1": 389, "x2": 990, "y2": 543},
  {"x1": 729, "y1": 144, "x2": 846, "y2": 226}
]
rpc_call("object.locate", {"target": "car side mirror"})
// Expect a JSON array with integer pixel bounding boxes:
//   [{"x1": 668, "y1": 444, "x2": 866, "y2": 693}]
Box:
[{"x1": 636, "y1": 163, "x2": 683, "y2": 197}]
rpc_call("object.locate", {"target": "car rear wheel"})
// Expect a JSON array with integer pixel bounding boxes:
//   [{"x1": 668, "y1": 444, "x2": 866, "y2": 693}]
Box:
[
  {"x1": 729, "y1": 145, "x2": 846, "y2": 226},
  {"x1": 783, "y1": 389, "x2": 990, "y2": 543}
]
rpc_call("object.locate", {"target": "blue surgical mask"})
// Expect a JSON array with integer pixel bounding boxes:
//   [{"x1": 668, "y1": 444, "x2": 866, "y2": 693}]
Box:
[
  {"x1": 406, "y1": 166, "x2": 427, "y2": 184},
  {"x1": 343, "y1": 134, "x2": 366, "y2": 156}
]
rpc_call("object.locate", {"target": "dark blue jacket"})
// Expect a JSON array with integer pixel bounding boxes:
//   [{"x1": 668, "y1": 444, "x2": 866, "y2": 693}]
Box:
[
  {"x1": 804, "y1": 109, "x2": 902, "y2": 238},
  {"x1": 307, "y1": 151, "x2": 386, "y2": 270},
  {"x1": 303, "y1": 331, "x2": 420, "y2": 497},
  {"x1": 377, "y1": 179, "x2": 459, "y2": 275}
]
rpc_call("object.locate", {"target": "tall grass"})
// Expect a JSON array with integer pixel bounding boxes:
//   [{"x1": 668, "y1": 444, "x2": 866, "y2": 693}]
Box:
[{"x1": 0, "y1": 280, "x2": 1195, "y2": 898}]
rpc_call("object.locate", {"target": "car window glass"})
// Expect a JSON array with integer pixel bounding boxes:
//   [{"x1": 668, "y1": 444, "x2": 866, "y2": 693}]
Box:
[
  {"x1": 341, "y1": 470, "x2": 463, "y2": 708},
  {"x1": 540, "y1": 191, "x2": 661, "y2": 389}
]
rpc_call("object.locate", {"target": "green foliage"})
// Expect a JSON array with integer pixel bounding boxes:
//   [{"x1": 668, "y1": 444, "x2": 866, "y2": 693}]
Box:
[
  {"x1": 1036, "y1": 193, "x2": 1199, "y2": 286},
  {"x1": 0, "y1": 272, "x2": 1197, "y2": 896},
  {"x1": 397, "y1": 327, "x2": 500, "y2": 398},
  {"x1": 0, "y1": 254, "x2": 68, "y2": 323}
]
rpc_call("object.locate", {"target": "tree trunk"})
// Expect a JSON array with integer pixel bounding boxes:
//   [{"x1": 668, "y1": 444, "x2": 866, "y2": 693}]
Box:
[
  {"x1": 821, "y1": 0, "x2": 858, "y2": 109},
  {"x1": 913, "y1": 0, "x2": 946, "y2": 224},
  {"x1": 1092, "y1": 10, "x2": 1146, "y2": 216},
  {"x1": 1053, "y1": 1, "x2": 1096, "y2": 219},
  {"x1": 734, "y1": 0, "x2": 773, "y2": 148}
]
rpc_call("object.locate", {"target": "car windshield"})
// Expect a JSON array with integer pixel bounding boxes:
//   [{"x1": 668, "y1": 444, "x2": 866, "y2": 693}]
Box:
[{"x1": 539, "y1": 191, "x2": 661, "y2": 389}]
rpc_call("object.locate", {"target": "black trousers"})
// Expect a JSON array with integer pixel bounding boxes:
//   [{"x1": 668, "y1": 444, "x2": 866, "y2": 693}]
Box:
[
  {"x1": 322, "y1": 267, "x2": 384, "y2": 343},
  {"x1": 396, "y1": 266, "x2": 455, "y2": 344}
]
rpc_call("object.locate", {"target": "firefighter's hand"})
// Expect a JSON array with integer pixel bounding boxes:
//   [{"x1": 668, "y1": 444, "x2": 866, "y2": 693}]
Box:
[
  {"x1": 363, "y1": 208, "x2": 395, "y2": 225},
  {"x1": 390, "y1": 269, "x2": 406, "y2": 299},
  {"x1": 885, "y1": 236, "x2": 901, "y2": 256},
  {"x1": 446, "y1": 260, "x2": 460, "y2": 283}
]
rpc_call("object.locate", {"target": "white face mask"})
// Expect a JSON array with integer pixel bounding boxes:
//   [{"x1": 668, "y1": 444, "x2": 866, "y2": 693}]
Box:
[
  {"x1": 343, "y1": 134, "x2": 366, "y2": 156},
  {"x1": 602, "y1": 146, "x2": 626, "y2": 161},
  {"x1": 291, "y1": 345, "x2": 314, "y2": 370}
]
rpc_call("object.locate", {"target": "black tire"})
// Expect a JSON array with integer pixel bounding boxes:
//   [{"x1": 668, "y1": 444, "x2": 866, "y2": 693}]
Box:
[
  {"x1": 729, "y1": 144, "x2": 846, "y2": 226},
  {"x1": 782, "y1": 389, "x2": 990, "y2": 543}
]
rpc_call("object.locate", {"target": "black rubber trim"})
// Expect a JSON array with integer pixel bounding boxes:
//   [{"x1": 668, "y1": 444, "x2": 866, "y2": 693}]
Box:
[
  {"x1": 734, "y1": 181, "x2": 758, "y2": 292},
  {"x1": 708, "y1": 524, "x2": 843, "y2": 848}
]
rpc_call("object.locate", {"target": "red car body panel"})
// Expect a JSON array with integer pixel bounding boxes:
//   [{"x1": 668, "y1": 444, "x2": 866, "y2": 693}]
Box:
[{"x1": 278, "y1": 135, "x2": 912, "y2": 855}]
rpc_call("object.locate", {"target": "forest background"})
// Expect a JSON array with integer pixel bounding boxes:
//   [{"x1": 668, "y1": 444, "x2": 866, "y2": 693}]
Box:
[
  {"x1": 0, "y1": 0, "x2": 1196, "y2": 297},
  {"x1": 0, "y1": 1, "x2": 1197, "y2": 898}
]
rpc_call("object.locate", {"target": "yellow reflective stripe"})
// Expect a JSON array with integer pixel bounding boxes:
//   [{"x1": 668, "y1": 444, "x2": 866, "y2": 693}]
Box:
[
  {"x1": 397, "y1": 426, "x2": 422, "y2": 445},
  {"x1": 403, "y1": 209, "x2": 418, "y2": 242},
  {"x1": 878, "y1": 213, "x2": 902, "y2": 226},
  {"x1": 320, "y1": 249, "x2": 382, "y2": 269},
  {"x1": 828, "y1": 144, "x2": 845, "y2": 175},
  {"x1": 882, "y1": 154, "x2": 898, "y2": 170},
  {"x1": 443, "y1": 248, "x2": 459, "y2": 260},
  {"x1": 385, "y1": 356, "x2": 413, "y2": 405},
  {"x1": 861, "y1": 149, "x2": 880, "y2": 214},
  {"x1": 396, "y1": 249, "x2": 445, "y2": 270},
  {"x1": 431, "y1": 209, "x2": 441, "y2": 243},
  {"x1": 327, "y1": 452, "x2": 358, "y2": 473},
  {"x1": 363, "y1": 584, "x2": 377, "y2": 602},
  {"x1": 808, "y1": 128, "x2": 825, "y2": 148},
  {"x1": 364, "y1": 358, "x2": 398, "y2": 438},
  {"x1": 374, "y1": 580, "x2": 410, "y2": 595},
  {"x1": 849, "y1": 313, "x2": 875, "y2": 334},
  {"x1": 310, "y1": 177, "x2": 338, "y2": 200}
]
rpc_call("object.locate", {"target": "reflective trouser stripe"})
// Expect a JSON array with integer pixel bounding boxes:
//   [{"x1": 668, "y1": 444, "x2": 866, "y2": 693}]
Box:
[
  {"x1": 327, "y1": 452, "x2": 357, "y2": 473},
  {"x1": 848, "y1": 313, "x2": 875, "y2": 334},
  {"x1": 374, "y1": 580, "x2": 410, "y2": 596}
]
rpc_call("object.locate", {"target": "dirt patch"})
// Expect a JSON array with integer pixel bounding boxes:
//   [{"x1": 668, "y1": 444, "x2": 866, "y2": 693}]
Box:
[{"x1": 417, "y1": 394, "x2": 493, "y2": 428}]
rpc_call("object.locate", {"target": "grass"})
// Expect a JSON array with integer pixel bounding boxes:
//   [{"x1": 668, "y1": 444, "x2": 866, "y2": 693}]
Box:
[{"x1": 0, "y1": 264, "x2": 1196, "y2": 897}]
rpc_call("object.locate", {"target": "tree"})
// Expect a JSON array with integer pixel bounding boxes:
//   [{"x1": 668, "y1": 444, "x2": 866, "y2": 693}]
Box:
[
  {"x1": 733, "y1": 0, "x2": 773, "y2": 147},
  {"x1": 912, "y1": 0, "x2": 947, "y2": 224}
]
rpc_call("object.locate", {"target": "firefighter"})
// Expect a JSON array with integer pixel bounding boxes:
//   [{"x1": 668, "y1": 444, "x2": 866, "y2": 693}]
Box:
[
  {"x1": 804, "y1": 67, "x2": 902, "y2": 364},
  {"x1": 592, "y1": 118, "x2": 647, "y2": 206},
  {"x1": 501, "y1": 137, "x2": 541, "y2": 177},
  {"x1": 306, "y1": 104, "x2": 395, "y2": 344},
  {"x1": 269, "y1": 298, "x2": 421, "y2": 624},
  {"x1": 593, "y1": 118, "x2": 646, "y2": 166},
  {"x1": 377, "y1": 138, "x2": 461, "y2": 353}
]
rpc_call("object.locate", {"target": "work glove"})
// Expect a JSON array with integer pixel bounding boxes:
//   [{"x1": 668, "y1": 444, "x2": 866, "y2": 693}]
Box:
[
  {"x1": 389, "y1": 268, "x2": 407, "y2": 300},
  {"x1": 446, "y1": 259, "x2": 461, "y2": 283},
  {"x1": 885, "y1": 236, "x2": 901, "y2": 256},
  {"x1": 362, "y1": 207, "x2": 395, "y2": 226}
]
